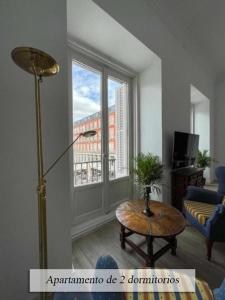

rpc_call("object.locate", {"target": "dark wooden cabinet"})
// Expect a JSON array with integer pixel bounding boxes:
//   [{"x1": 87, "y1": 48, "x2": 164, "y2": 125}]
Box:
[{"x1": 171, "y1": 167, "x2": 204, "y2": 211}]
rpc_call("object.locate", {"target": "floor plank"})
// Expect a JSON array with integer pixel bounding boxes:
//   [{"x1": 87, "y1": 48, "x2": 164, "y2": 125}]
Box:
[{"x1": 72, "y1": 220, "x2": 225, "y2": 289}]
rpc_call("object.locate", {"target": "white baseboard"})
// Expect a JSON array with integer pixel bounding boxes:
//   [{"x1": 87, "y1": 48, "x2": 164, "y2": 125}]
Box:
[
  {"x1": 71, "y1": 198, "x2": 127, "y2": 240},
  {"x1": 71, "y1": 210, "x2": 116, "y2": 240}
]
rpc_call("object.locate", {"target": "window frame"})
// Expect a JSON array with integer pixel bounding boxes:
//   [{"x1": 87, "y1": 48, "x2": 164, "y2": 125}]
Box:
[{"x1": 69, "y1": 46, "x2": 134, "y2": 190}]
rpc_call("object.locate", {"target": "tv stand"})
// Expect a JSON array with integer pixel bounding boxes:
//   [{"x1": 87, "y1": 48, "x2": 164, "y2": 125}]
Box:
[{"x1": 171, "y1": 167, "x2": 205, "y2": 211}]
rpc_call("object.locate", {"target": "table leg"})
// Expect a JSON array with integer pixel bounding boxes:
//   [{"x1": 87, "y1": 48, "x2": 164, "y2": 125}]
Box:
[
  {"x1": 146, "y1": 236, "x2": 154, "y2": 267},
  {"x1": 171, "y1": 236, "x2": 177, "y2": 256},
  {"x1": 120, "y1": 225, "x2": 126, "y2": 249}
]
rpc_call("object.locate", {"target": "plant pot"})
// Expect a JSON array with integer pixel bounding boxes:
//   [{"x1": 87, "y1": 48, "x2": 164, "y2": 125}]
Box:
[{"x1": 143, "y1": 186, "x2": 154, "y2": 217}]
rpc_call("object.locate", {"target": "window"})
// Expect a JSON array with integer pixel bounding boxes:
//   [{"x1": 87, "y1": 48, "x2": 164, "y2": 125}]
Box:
[
  {"x1": 72, "y1": 61, "x2": 102, "y2": 186},
  {"x1": 72, "y1": 60, "x2": 130, "y2": 186}
]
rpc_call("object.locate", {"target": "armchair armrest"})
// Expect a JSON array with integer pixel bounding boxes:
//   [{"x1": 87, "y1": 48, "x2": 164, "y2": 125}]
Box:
[
  {"x1": 206, "y1": 204, "x2": 225, "y2": 241},
  {"x1": 184, "y1": 186, "x2": 223, "y2": 204}
]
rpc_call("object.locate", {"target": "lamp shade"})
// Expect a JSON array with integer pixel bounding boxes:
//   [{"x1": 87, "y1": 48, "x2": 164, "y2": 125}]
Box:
[
  {"x1": 82, "y1": 130, "x2": 97, "y2": 137},
  {"x1": 11, "y1": 47, "x2": 59, "y2": 77}
]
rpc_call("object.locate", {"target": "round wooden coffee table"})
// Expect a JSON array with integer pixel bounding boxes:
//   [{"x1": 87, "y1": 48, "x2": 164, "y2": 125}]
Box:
[{"x1": 116, "y1": 199, "x2": 186, "y2": 267}]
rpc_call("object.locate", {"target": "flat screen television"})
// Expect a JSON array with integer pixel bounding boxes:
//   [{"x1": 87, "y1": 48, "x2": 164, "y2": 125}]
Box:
[{"x1": 172, "y1": 131, "x2": 199, "y2": 169}]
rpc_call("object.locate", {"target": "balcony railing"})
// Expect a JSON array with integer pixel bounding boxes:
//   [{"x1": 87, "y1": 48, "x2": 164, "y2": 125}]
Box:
[{"x1": 74, "y1": 158, "x2": 116, "y2": 186}]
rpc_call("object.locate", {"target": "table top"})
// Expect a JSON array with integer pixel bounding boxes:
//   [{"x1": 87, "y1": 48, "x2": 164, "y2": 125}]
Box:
[{"x1": 116, "y1": 199, "x2": 186, "y2": 237}]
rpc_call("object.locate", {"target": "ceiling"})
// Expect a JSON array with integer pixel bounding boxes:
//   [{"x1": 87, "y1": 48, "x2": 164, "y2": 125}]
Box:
[
  {"x1": 146, "y1": 0, "x2": 225, "y2": 77},
  {"x1": 67, "y1": 0, "x2": 157, "y2": 73},
  {"x1": 68, "y1": 0, "x2": 225, "y2": 77}
]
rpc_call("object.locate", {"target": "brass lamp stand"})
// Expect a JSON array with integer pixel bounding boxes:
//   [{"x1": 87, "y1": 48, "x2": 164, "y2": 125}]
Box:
[{"x1": 11, "y1": 47, "x2": 96, "y2": 300}]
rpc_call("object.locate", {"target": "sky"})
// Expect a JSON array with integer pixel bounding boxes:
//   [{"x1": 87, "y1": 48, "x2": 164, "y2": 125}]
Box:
[{"x1": 72, "y1": 62, "x2": 122, "y2": 122}]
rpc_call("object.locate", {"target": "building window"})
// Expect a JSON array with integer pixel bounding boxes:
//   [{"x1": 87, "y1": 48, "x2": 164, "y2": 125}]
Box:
[{"x1": 108, "y1": 77, "x2": 129, "y2": 180}]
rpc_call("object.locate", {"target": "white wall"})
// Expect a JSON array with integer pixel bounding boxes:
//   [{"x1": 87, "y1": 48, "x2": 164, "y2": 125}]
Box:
[
  {"x1": 191, "y1": 86, "x2": 211, "y2": 182},
  {"x1": 0, "y1": 1, "x2": 72, "y2": 299},
  {"x1": 139, "y1": 57, "x2": 162, "y2": 158},
  {"x1": 194, "y1": 101, "x2": 210, "y2": 152},
  {"x1": 193, "y1": 101, "x2": 211, "y2": 182},
  {"x1": 93, "y1": 0, "x2": 215, "y2": 202},
  {"x1": 215, "y1": 81, "x2": 225, "y2": 167}
]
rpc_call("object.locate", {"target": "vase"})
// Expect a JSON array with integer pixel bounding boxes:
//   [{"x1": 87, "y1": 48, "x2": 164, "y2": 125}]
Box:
[{"x1": 143, "y1": 186, "x2": 154, "y2": 217}]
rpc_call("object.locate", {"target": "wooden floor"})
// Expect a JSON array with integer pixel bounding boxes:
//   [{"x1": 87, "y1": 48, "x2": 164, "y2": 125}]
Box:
[{"x1": 72, "y1": 220, "x2": 225, "y2": 289}]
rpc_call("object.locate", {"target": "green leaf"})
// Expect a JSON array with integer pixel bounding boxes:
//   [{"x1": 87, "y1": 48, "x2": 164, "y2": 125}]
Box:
[
  {"x1": 197, "y1": 149, "x2": 215, "y2": 168},
  {"x1": 132, "y1": 153, "x2": 164, "y2": 190}
]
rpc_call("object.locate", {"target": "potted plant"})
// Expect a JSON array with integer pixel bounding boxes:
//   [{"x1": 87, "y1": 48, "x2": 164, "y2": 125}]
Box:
[
  {"x1": 197, "y1": 150, "x2": 214, "y2": 185},
  {"x1": 197, "y1": 150, "x2": 213, "y2": 168},
  {"x1": 132, "y1": 153, "x2": 164, "y2": 217}
]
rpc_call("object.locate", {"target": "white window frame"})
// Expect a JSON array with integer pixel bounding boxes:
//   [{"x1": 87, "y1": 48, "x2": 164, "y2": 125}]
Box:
[{"x1": 68, "y1": 43, "x2": 135, "y2": 191}]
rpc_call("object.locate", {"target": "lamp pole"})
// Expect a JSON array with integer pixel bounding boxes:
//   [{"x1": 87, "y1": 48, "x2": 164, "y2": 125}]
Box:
[{"x1": 34, "y1": 73, "x2": 48, "y2": 273}]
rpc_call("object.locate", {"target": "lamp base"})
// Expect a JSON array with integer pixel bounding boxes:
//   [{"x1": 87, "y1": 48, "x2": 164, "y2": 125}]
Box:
[{"x1": 142, "y1": 208, "x2": 154, "y2": 217}]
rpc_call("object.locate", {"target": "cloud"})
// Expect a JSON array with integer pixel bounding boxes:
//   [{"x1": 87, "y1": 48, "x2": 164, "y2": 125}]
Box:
[
  {"x1": 79, "y1": 86, "x2": 91, "y2": 96},
  {"x1": 73, "y1": 90, "x2": 100, "y2": 122},
  {"x1": 72, "y1": 64, "x2": 101, "y2": 122},
  {"x1": 72, "y1": 63, "x2": 101, "y2": 104},
  {"x1": 72, "y1": 62, "x2": 126, "y2": 122}
]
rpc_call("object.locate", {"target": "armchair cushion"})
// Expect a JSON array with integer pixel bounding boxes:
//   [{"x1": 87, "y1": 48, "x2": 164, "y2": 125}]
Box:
[
  {"x1": 184, "y1": 200, "x2": 216, "y2": 225},
  {"x1": 93, "y1": 255, "x2": 123, "y2": 300},
  {"x1": 185, "y1": 186, "x2": 223, "y2": 205}
]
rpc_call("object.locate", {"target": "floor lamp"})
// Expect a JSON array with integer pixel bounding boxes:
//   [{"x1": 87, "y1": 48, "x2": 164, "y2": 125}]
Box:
[{"x1": 11, "y1": 47, "x2": 96, "y2": 300}]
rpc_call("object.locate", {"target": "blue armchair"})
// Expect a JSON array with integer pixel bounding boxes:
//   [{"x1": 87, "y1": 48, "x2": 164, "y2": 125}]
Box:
[
  {"x1": 214, "y1": 278, "x2": 225, "y2": 300},
  {"x1": 215, "y1": 166, "x2": 225, "y2": 196},
  {"x1": 184, "y1": 186, "x2": 225, "y2": 260}
]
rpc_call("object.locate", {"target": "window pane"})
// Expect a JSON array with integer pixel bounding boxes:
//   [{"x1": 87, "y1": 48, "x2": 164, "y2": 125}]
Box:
[
  {"x1": 72, "y1": 61, "x2": 102, "y2": 186},
  {"x1": 108, "y1": 77, "x2": 129, "y2": 180}
]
